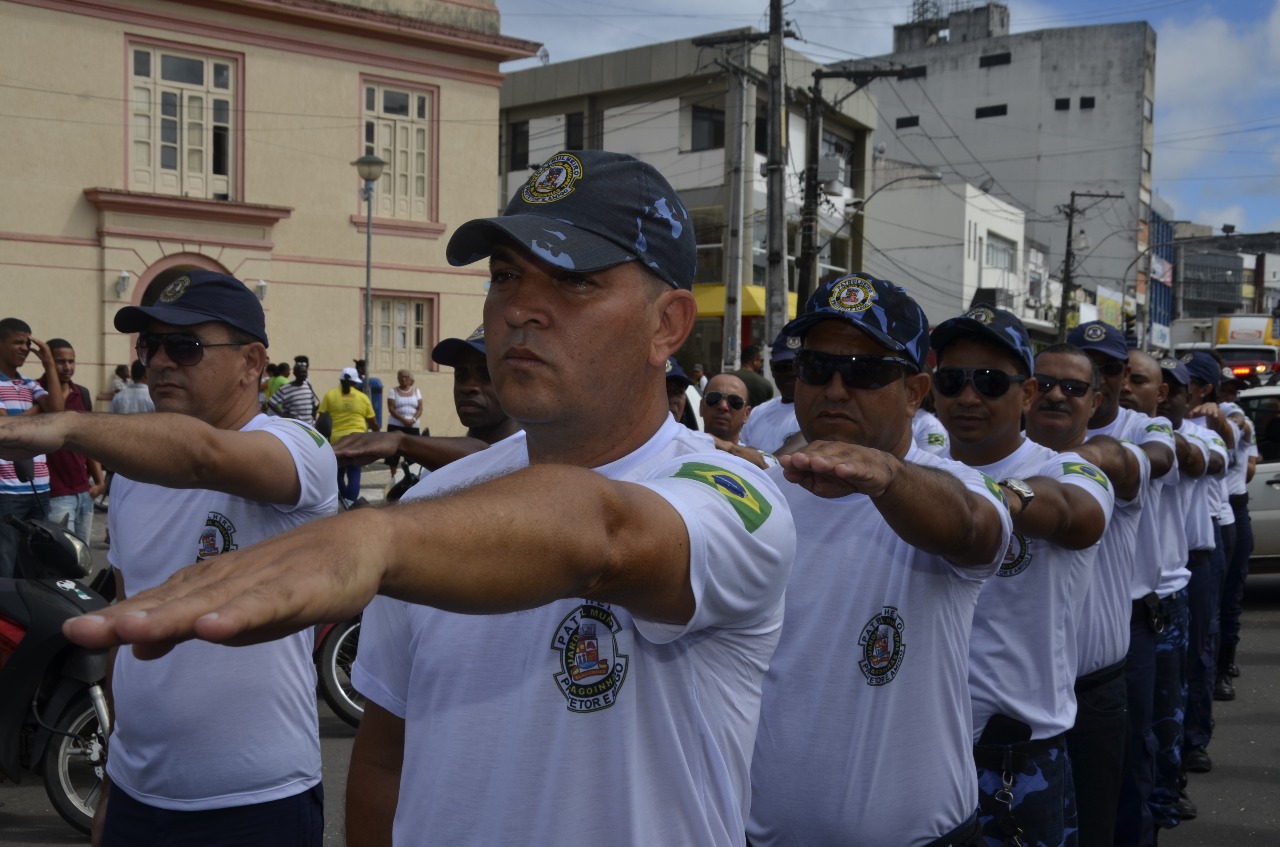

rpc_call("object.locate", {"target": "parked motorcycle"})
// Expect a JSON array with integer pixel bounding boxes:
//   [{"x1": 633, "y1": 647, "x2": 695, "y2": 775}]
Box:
[
  {"x1": 0, "y1": 515, "x2": 112, "y2": 834},
  {"x1": 314, "y1": 615, "x2": 363, "y2": 727}
]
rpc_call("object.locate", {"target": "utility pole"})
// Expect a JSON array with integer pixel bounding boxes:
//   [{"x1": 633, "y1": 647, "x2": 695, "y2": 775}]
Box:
[
  {"x1": 1056, "y1": 189, "x2": 1124, "y2": 342},
  {"x1": 763, "y1": 0, "x2": 789, "y2": 354},
  {"x1": 693, "y1": 30, "x2": 772, "y2": 372},
  {"x1": 796, "y1": 67, "x2": 908, "y2": 312}
]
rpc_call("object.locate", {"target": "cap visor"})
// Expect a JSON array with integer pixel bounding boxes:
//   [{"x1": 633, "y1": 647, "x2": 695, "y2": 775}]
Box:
[
  {"x1": 447, "y1": 215, "x2": 636, "y2": 273},
  {"x1": 114, "y1": 304, "x2": 223, "y2": 334},
  {"x1": 431, "y1": 338, "x2": 486, "y2": 367}
]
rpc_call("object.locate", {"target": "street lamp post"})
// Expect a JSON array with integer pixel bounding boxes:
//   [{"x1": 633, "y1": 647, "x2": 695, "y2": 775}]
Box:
[{"x1": 351, "y1": 154, "x2": 387, "y2": 363}]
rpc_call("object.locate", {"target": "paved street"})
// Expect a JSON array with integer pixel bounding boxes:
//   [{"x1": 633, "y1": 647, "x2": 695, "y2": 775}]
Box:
[{"x1": 4, "y1": 479, "x2": 1278, "y2": 844}]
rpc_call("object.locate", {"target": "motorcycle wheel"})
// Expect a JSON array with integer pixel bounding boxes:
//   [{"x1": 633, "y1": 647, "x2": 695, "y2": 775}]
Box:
[
  {"x1": 41, "y1": 696, "x2": 106, "y2": 835},
  {"x1": 318, "y1": 617, "x2": 365, "y2": 728}
]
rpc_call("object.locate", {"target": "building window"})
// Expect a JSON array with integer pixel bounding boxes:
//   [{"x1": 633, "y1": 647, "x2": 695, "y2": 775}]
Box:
[
  {"x1": 1139, "y1": 200, "x2": 1150, "y2": 223},
  {"x1": 986, "y1": 234, "x2": 1017, "y2": 273},
  {"x1": 565, "y1": 112, "x2": 584, "y2": 150},
  {"x1": 373, "y1": 296, "x2": 434, "y2": 374},
  {"x1": 691, "y1": 105, "x2": 725, "y2": 152},
  {"x1": 364, "y1": 82, "x2": 436, "y2": 221},
  {"x1": 508, "y1": 121, "x2": 529, "y2": 171},
  {"x1": 1142, "y1": 149, "x2": 1151, "y2": 172},
  {"x1": 129, "y1": 45, "x2": 235, "y2": 199},
  {"x1": 900, "y1": 65, "x2": 927, "y2": 79},
  {"x1": 755, "y1": 115, "x2": 768, "y2": 155},
  {"x1": 975, "y1": 104, "x2": 1008, "y2": 119},
  {"x1": 1080, "y1": 96, "x2": 1096, "y2": 109},
  {"x1": 1144, "y1": 97, "x2": 1154, "y2": 121},
  {"x1": 896, "y1": 115, "x2": 920, "y2": 129},
  {"x1": 691, "y1": 207, "x2": 725, "y2": 285},
  {"x1": 1055, "y1": 98, "x2": 1070, "y2": 111},
  {"x1": 979, "y1": 52, "x2": 1011, "y2": 68}
]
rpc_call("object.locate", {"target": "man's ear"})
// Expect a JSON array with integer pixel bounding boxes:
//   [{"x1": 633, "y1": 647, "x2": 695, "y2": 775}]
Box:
[
  {"x1": 903, "y1": 371, "x2": 932, "y2": 417},
  {"x1": 1156, "y1": 381, "x2": 1169, "y2": 404},
  {"x1": 651, "y1": 289, "x2": 697, "y2": 368},
  {"x1": 1019, "y1": 373, "x2": 1037, "y2": 413},
  {"x1": 243, "y1": 343, "x2": 269, "y2": 387}
]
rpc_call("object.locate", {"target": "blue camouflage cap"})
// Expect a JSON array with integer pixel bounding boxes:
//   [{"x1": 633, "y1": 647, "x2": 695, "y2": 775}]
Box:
[
  {"x1": 431, "y1": 324, "x2": 487, "y2": 366},
  {"x1": 930, "y1": 305, "x2": 1035, "y2": 375},
  {"x1": 1068, "y1": 320, "x2": 1129, "y2": 361},
  {"x1": 783, "y1": 273, "x2": 929, "y2": 370},
  {"x1": 1158, "y1": 355, "x2": 1192, "y2": 386},
  {"x1": 664, "y1": 356, "x2": 692, "y2": 389},
  {"x1": 770, "y1": 329, "x2": 803, "y2": 364},
  {"x1": 1181, "y1": 351, "x2": 1221, "y2": 388},
  {"x1": 446, "y1": 150, "x2": 696, "y2": 290}
]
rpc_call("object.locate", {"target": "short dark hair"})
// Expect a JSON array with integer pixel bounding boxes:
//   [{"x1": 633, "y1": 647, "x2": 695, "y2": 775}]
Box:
[
  {"x1": 741, "y1": 344, "x2": 762, "y2": 361},
  {"x1": 130, "y1": 359, "x2": 147, "y2": 381},
  {"x1": 294, "y1": 355, "x2": 309, "y2": 365},
  {"x1": 1037, "y1": 343, "x2": 1099, "y2": 390},
  {"x1": 47, "y1": 338, "x2": 73, "y2": 352},
  {"x1": 265, "y1": 363, "x2": 278, "y2": 377},
  {"x1": 0, "y1": 318, "x2": 32, "y2": 341},
  {"x1": 115, "y1": 364, "x2": 129, "y2": 378},
  {"x1": 278, "y1": 362, "x2": 291, "y2": 377}
]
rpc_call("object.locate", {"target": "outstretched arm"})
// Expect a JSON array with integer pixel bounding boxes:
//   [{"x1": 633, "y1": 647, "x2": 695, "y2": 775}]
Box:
[
  {"x1": 334, "y1": 431, "x2": 491, "y2": 470},
  {"x1": 781, "y1": 440, "x2": 1006, "y2": 568},
  {"x1": 1075, "y1": 435, "x2": 1142, "y2": 502},
  {"x1": 1006, "y1": 476, "x2": 1107, "y2": 550},
  {"x1": 0, "y1": 411, "x2": 303, "y2": 504},
  {"x1": 65, "y1": 464, "x2": 701, "y2": 655}
]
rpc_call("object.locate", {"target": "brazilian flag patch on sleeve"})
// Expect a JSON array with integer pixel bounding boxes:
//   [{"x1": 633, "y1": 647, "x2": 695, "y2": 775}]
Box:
[
  {"x1": 1145, "y1": 422, "x2": 1173, "y2": 436},
  {"x1": 284, "y1": 419, "x2": 326, "y2": 448},
  {"x1": 980, "y1": 472, "x2": 1007, "y2": 506},
  {"x1": 673, "y1": 462, "x2": 772, "y2": 532},
  {"x1": 927, "y1": 433, "x2": 946, "y2": 446},
  {"x1": 1062, "y1": 461, "x2": 1109, "y2": 490}
]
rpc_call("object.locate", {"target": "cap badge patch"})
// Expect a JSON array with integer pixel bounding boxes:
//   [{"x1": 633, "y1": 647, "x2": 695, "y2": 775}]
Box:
[
  {"x1": 465, "y1": 325, "x2": 485, "y2": 341},
  {"x1": 785, "y1": 335, "x2": 802, "y2": 349},
  {"x1": 1221, "y1": 366, "x2": 1234, "y2": 378},
  {"x1": 159, "y1": 276, "x2": 190, "y2": 303},
  {"x1": 829, "y1": 275, "x2": 877, "y2": 314},
  {"x1": 1180, "y1": 353, "x2": 1195, "y2": 364},
  {"x1": 523, "y1": 153, "x2": 583, "y2": 205},
  {"x1": 965, "y1": 307, "x2": 996, "y2": 325},
  {"x1": 1159, "y1": 357, "x2": 1180, "y2": 370},
  {"x1": 665, "y1": 359, "x2": 673, "y2": 373},
  {"x1": 1083, "y1": 324, "x2": 1107, "y2": 342}
]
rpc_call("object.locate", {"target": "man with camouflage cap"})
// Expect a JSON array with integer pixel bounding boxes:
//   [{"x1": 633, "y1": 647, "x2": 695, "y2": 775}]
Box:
[
  {"x1": 62, "y1": 152, "x2": 796, "y2": 847},
  {"x1": 749, "y1": 274, "x2": 1012, "y2": 847}
]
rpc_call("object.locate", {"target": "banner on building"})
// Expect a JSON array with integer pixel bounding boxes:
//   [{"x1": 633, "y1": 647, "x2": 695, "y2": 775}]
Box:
[
  {"x1": 1096, "y1": 286, "x2": 1124, "y2": 328},
  {"x1": 1151, "y1": 255, "x2": 1173, "y2": 287}
]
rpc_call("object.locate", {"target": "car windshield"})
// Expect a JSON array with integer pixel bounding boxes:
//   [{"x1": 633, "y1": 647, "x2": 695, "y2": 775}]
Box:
[{"x1": 1240, "y1": 392, "x2": 1280, "y2": 461}]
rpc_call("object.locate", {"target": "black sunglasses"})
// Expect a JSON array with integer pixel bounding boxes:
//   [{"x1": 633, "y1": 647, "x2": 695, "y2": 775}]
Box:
[
  {"x1": 1094, "y1": 358, "x2": 1126, "y2": 377},
  {"x1": 933, "y1": 367, "x2": 1028, "y2": 399},
  {"x1": 704, "y1": 391, "x2": 746, "y2": 410},
  {"x1": 1035, "y1": 374, "x2": 1093, "y2": 398},
  {"x1": 796, "y1": 349, "x2": 918, "y2": 391},
  {"x1": 135, "y1": 332, "x2": 243, "y2": 367}
]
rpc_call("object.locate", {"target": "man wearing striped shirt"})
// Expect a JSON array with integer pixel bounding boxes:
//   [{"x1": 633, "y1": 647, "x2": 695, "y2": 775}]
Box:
[{"x1": 0, "y1": 317, "x2": 64, "y2": 575}]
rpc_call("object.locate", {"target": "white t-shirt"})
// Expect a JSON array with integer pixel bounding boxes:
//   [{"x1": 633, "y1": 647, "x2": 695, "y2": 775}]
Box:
[
  {"x1": 740, "y1": 396, "x2": 798, "y2": 453},
  {"x1": 748, "y1": 445, "x2": 1009, "y2": 847},
  {"x1": 1181, "y1": 420, "x2": 1224, "y2": 551},
  {"x1": 1221, "y1": 402, "x2": 1254, "y2": 497},
  {"x1": 1155, "y1": 422, "x2": 1209, "y2": 596},
  {"x1": 912, "y1": 408, "x2": 950, "y2": 455},
  {"x1": 352, "y1": 416, "x2": 795, "y2": 846},
  {"x1": 106, "y1": 415, "x2": 338, "y2": 809},
  {"x1": 964, "y1": 438, "x2": 1114, "y2": 740},
  {"x1": 1089, "y1": 408, "x2": 1177, "y2": 599}
]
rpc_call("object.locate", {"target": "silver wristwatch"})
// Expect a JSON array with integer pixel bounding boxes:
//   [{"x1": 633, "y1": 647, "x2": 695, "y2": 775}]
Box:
[{"x1": 999, "y1": 477, "x2": 1035, "y2": 514}]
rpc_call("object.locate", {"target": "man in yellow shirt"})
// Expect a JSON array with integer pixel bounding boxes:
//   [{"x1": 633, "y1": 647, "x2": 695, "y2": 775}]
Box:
[{"x1": 319, "y1": 367, "x2": 378, "y2": 504}]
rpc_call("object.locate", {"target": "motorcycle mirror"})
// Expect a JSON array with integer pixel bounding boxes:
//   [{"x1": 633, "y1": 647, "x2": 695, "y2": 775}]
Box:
[{"x1": 12, "y1": 457, "x2": 34, "y2": 483}]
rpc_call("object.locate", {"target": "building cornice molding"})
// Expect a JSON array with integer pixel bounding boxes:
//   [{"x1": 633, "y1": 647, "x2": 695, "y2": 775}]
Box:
[{"x1": 84, "y1": 188, "x2": 293, "y2": 228}]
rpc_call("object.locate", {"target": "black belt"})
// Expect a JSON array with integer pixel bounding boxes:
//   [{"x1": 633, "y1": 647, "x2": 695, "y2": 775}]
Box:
[
  {"x1": 1076, "y1": 657, "x2": 1126, "y2": 693},
  {"x1": 921, "y1": 810, "x2": 983, "y2": 847},
  {"x1": 974, "y1": 732, "x2": 1065, "y2": 772},
  {"x1": 1133, "y1": 593, "x2": 1165, "y2": 634}
]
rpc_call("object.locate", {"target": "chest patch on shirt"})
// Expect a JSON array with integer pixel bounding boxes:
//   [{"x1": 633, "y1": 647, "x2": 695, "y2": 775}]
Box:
[
  {"x1": 551, "y1": 603, "x2": 630, "y2": 713},
  {"x1": 999, "y1": 531, "x2": 1032, "y2": 577},
  {"x1": 858, "y1": 606, "x2": 906, "y2": 685},
  {"x1": 672, "y1": 462, "x2": 771, "y2": 532},
  {"x1": 197, "y1": 512, "x2": 238, "y2": 560},
  {"x1": 1062, "y1": 461, "x2": 1109, "y2": 490}
]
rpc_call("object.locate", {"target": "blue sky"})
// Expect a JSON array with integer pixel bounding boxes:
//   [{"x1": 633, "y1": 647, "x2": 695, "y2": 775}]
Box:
[{"x1": 497, "y1": 0, "x2": 1280, "y2": 234}]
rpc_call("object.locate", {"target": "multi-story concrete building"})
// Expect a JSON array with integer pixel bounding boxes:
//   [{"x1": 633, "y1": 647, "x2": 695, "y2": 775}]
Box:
[
  {"x1": 499, "y1": 30, "x2": 880, "y2": 369},
  {"x1": 841, "y1": 1, "x2": 1156, "y2": 337},
  {"x1": 0, "y1": 0, "x2": 533, "y2": 430}
]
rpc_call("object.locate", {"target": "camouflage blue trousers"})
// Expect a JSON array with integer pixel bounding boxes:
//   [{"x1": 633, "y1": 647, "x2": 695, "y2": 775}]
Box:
[
  {"x1": 1115, "y1": 607, "x2": 1158, "y2": 847},
  {"x1": 1185, "y1": 526, "x2": 1228, "y2": 754},
  {"x1": 976, "y1": 734, "x2": 1077, "y2": 847},
  {"x1": 1150, "y1": 588, "x2": 1189, "y2": 830}
]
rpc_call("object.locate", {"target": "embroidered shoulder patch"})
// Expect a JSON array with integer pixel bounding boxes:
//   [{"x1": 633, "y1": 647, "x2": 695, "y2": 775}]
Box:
[
  {"x1": 284, "y1": 419, "x2": 325, "y2": 447},
  {"x1": 673, "y1": 462, "x2": 771, "y2": 532},
  {"x1": 980, "y1": 472, "x2": 1007, "y2": 506},
  {"x1": 1145, "y1": 422, "x2": 1173, "y2": 436},
  {"x1": 927, "y1": 432, "x2": 947, "y2": 446},
  {"x1": 1062, "y1": 461, "x2": 1109, "y2": 490}
]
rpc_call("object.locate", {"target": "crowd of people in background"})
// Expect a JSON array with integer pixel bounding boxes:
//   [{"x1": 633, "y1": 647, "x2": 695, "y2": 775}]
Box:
[{"x1": 0, "y1": 149, "x2": 1264, "y2": 847}]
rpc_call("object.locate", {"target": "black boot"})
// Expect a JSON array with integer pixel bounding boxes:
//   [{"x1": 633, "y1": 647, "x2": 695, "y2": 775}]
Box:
[
  {"x1": 1221, "y1": 642, "x2": 1240, "y2": 678},
  {"x1": 1215, "y1": 672, "x2": 1236, "y2": 701}
]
